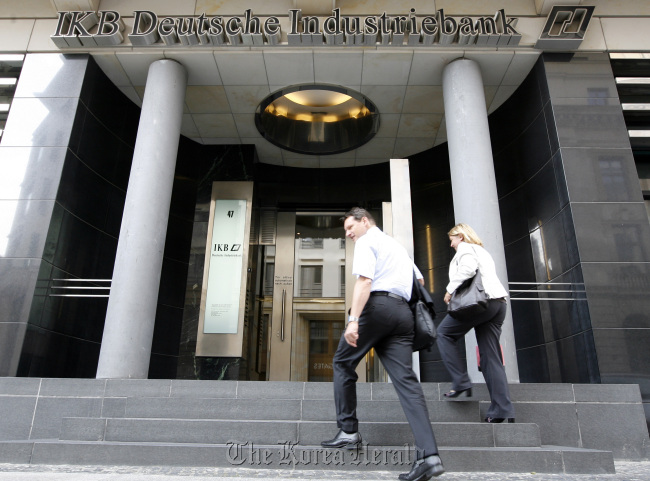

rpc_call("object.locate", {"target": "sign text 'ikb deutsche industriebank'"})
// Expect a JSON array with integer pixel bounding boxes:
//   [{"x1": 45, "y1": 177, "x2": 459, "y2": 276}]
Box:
[{"x1": 51, "y1": 8, "x2": 522, "y2": 48}]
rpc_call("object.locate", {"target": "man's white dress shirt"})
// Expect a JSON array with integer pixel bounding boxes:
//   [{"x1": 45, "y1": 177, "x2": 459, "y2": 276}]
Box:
[{"x1": 352, "y1": 226, "x2": 422, "y2": 301}]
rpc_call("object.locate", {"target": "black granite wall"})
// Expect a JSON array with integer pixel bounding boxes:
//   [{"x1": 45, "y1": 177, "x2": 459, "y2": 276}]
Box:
[
  {"x1": 6, "y1": 55, "x2": 138, "y2": 377},
  {"x1": 489, "y1": 54, "x2": 603, "y2": 385},
  {"x1": 0, "y1": 54, "x2": 111, "y2": 376},
  {"x1": 408, "y1": 145, "x2": 454, "y2": 382},
  {"x1": 0, "y1": 54, "x2": 209, "y2": 379},
  {"x1": 147, "y1": 137, "x2": 205, "y2": 379},
  {"x1": 539, "y1": 53, "x2": 650, "y2": 422}
]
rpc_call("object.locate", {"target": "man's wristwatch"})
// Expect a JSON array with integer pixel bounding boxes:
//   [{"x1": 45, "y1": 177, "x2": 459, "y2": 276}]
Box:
[{"x1": 347, "y1": 315, "x2": 359, "y2": 325}]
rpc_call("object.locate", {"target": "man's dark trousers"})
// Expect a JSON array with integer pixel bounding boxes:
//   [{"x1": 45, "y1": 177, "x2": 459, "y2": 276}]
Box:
[{"x1": 332, "y1": 294, "x2": 439, "y2": 458}]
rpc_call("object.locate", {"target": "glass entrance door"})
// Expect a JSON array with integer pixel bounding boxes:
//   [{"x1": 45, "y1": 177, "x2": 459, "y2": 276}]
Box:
[
  {"x1": 251, "y1": 209, "x2": 384, "y2": 382},
  {"x1": 266, "y1": 212, "x2": 350, "y2": 381},
  {"x1": 308, "y1": 319, "x2": 345, "y2": 381}
]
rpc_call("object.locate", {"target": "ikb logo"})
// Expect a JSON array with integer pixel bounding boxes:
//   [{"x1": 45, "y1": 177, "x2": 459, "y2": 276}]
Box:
[{"x1": 535, "y1": 6, "x2": 595, "y2": 50}]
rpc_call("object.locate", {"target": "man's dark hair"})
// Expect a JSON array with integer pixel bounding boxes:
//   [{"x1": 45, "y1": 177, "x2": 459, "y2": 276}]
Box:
[{"x1": 342, "y1": 207, "x2": 375, "y2": 224}]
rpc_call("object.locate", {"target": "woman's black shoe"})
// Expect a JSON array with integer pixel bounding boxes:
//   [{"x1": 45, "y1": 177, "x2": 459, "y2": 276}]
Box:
[
  {"x1": 443, "y1": 387, "x2": 472, "y2": 399},
  {"x1": 485, "y1": 417, "x2": 515, "y2": 423}
]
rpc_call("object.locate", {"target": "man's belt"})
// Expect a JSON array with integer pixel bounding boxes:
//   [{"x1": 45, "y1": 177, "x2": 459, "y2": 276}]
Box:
[{"x1": 370, "y1": 291, "x2": 406, "y2": 302}]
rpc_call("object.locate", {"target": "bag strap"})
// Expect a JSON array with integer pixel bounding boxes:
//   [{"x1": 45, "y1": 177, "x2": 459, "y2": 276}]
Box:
[
  {"x1": 411, "y1": 269, "x2": 420, "y2": 303},
  {"x1": 468, "y1": 244, "x2": 481, "y2": 277}
]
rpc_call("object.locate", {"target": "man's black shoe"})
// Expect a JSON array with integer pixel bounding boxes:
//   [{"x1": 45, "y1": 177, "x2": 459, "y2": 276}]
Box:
[
  {"x1": 398, "y1": 454, "x2": 445, "y2": 481},
  {"x1": 320, "y1": 429, "x2": 362, "y2": 449}
]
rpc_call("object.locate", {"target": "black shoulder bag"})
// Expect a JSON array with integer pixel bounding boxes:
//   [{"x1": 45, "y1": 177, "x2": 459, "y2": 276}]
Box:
[
  {"x1": 447, "y1": 248, "x2": 489, "y2": 320},
  {"x1": 409, "y1": 273, "x2": 437, "y2": 352}
]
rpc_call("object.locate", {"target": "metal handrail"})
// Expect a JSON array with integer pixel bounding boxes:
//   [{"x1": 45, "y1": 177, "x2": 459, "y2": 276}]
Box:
[
  {"x1": 280, "y1": 289, "x2": 286, "y2": 341},
  {"x1": 49, "y1": 278, "x2": 112, "y2": 298},
  {"x1": 510, "y1": 296, "x2": 586, "y2": 300},
  {"x1": 509, "y1": 289, "x2": 584, "y2": 293},
  {"x1": 507, "y1": 281, "x2": 587, "y2": 301}
]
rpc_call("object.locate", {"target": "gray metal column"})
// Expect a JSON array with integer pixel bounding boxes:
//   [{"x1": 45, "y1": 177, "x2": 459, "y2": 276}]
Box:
[
  {"x1": 96, "y1": 59, "x2": 187, "y2": 379},
  {"x1": 442, "y1": 58, "x2": 519, "y2": 382}
]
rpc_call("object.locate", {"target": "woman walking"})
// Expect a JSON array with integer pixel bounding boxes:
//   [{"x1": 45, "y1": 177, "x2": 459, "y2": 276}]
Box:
[{"x1": 438, "y1": 223, "x2": 515, "y2": 423}]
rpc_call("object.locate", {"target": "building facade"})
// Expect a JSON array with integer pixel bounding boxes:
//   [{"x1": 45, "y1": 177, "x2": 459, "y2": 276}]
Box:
[{"x1": 0, "y1": 1, "x2": 649, "y2": 426}]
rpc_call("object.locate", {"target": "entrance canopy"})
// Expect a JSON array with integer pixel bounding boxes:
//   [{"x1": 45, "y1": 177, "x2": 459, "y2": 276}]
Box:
[{"x1": 91, "y1": 48, "x2": 539, "y2": 168}]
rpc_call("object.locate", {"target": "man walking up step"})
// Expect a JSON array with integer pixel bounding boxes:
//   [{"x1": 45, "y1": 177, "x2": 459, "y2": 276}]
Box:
[{"x1": 321, "y1": 207, "x2": 444, "y2": 481}]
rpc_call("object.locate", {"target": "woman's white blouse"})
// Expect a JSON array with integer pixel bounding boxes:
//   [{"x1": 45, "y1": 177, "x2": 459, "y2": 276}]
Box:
[{"x1": 446, "y1": 241, "x2": 509, "y2": 299}]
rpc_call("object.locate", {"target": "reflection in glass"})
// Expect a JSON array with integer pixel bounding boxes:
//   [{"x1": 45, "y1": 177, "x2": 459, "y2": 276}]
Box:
[
  {"x1": 294, "y1": 214, "x2": 345, "y2": 299},
  {"x1": 309, "y1": 320, "x2": 345, "y2": 381},
  {"x1": 300, "y1": 238, "x2": 323, "y2": 249},
  {"x1": 263, "y1": 260, "x2": 275, "y2": 296},
  {"x1": 299, "y1": 265, "x2": 322, "y2": 297}
]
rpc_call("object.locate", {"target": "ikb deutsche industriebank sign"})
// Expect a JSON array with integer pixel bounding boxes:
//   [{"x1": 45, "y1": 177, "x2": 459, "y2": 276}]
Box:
[
  {"x1": 51, "y1": 8, "x2": 523, "y2": 48},
  {"x1": 51, "y1": 6, "x2": 595, "y2": 50}
]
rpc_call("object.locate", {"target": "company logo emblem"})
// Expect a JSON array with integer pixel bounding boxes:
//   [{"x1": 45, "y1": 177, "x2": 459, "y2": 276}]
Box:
[
  {"x1": 535, "y1": 5, "x2": 595, "y2": 50},
  {"x1": 214, "y1": 244, "x2": 241, "y2": 252}
]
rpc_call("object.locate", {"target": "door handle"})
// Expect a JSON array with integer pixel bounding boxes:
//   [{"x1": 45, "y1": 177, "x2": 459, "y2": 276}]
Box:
[{"x1": 281, "y1": 288, "x2": 286, "y2": 341}]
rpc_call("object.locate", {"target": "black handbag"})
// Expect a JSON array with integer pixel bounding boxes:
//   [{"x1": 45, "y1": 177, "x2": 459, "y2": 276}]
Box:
[
  {"x1": 409, "y1": 274, "x2": 437, "y2": 352},
  {"x1": 447, "y1": 269, "x2": 489, "y2": 320}
]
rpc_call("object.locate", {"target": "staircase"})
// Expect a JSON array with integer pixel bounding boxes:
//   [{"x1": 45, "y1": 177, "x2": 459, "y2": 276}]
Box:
[{"x1": 1, "y1": 378, "x2": 648, "y2": 473}]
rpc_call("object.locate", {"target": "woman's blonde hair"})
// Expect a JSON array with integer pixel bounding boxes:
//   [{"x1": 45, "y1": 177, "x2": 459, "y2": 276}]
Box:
[{"x1": 448, "y1": 223, "x2": 483, "y2": 246}]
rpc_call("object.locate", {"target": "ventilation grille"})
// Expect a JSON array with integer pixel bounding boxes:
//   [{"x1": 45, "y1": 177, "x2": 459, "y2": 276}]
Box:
[
  {"x1": 259, "y1": 209, "x2": 277, "y2": 245},
  {"x1": 249, "y1": 208, "x2": 259, "y2": 245}
]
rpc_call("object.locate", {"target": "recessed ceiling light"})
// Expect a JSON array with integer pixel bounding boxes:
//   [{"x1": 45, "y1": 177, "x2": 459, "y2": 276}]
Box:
[
  {"x1": 629, "y1": 130, "x2": 650, "y2": 137},
  {"x1": 284, "y1": 91, "x2": 352, "y2": 107},
  {"x1": 616, "y1": 77, "x2": 650, "y2": 84},
  {"x1": 0, "y1": 54, "x2": 24, "y2": 62},
  {"x1": 610, "y1": 53, "x2": 650, "y2": 59}
]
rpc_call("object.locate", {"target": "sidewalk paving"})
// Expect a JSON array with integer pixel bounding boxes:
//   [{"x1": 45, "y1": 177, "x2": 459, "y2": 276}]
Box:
[{"x1": 0, "y1": 461, "x2": 648, "y2": 481}]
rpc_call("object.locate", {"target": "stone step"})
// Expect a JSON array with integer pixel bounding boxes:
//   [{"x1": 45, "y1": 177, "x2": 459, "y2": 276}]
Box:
[
  {"x1": 0, "y1": 440, "x2": 615, "y2": 474},
  {"x1": 117, "y1": 397, "x2": 479, "y2": 422},
  {"x1": 60, "y1": 418, "x2": 542, "y2": 448},
  {"x1": 3, "y1": 378, "x2": 645, "y2": 462},
  {"x1": 101, "y1": 381, "x2": 486, "y2": 403}
]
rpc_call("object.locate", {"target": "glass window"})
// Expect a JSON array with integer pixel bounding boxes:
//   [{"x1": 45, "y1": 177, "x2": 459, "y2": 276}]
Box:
[
  {"x1": 300, "y1": 237, "x2": 323, "y2": 249},
  {"x1": 299, "y1": 265, "x2": 322, "y2": 297},
  {"x1": 0, "y1": 55, "x2": 24, "y2": 140},
  {"x1": 294, "y1": 214, "x2": 345, "y2": 298},
  {"x1": 263, "y1": 263, "x2": 275, "y2": 296}
]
